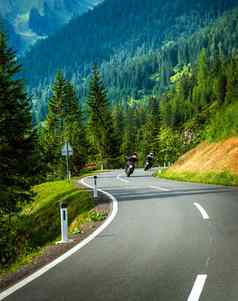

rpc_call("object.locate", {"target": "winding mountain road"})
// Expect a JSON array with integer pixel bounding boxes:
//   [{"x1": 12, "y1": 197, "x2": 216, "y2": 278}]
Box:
[{"x1": 2, "y1": 169, "x2": 238, "y2": 301}]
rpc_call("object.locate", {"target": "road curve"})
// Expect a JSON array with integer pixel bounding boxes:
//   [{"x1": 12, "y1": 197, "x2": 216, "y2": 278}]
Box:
[{"x1": 2, "y1": 169, "x2": 238, "y2": 301}]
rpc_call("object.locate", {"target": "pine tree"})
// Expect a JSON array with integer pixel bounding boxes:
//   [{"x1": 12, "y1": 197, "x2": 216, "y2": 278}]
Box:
[
  {"x1": 121, "y1": 104, "x2": 137, "y2": 157},
  {"x1": 87, "y1": 65, "x2": 118, "y2": 165},
  {"x1": 193, "y1": 49, "x2": 210, "y2": 110},
  {"x1": 112, "y1": 102, "x2": 124, "y2": 157},
  {"x1": 225, "y1": 55, "x2": 238, "y2": 104},
  {"x1": 0, "y1": 32, "x2": 36, "y2": 215},
  {"x1": 142, "y1": 97, "x2": 160, "y2": 157},
  {"x1": 47, "y1": 71, "x2": 66, "y2": 145},
  {"x1": 43, "y1": 72, "x2": 87, "y2": 176},
  {"x1": 42, "y1": 72, "x2": 66, "y2": 176},
  {"x1": 0, "y1": 32, "x2": 39, "y2": 266},
  {"x1": 64, "y1": 81, "x2": 88, "y2": 173}
]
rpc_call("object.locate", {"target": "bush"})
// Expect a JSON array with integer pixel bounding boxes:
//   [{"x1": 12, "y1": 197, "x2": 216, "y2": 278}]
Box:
[{"x1": 89, "y1": 210, "x2": 107, "y2": 222}]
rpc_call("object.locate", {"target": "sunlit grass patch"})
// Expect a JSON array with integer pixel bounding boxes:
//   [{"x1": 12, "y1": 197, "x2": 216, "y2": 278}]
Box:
[
  {"x1": 157, "y1": 170, "x2": 238, "y2": 186},
  {"x1": 0, "y1": 180, "x2": 94, "y2": 276}
]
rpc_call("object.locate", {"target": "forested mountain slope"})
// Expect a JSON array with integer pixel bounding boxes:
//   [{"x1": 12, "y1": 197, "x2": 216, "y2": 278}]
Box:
[
  {"x1": 102, "y1": 7, "x2": 238, "y2": 101},
  {"x1": 29, "y1": 4, "x2": 238, "y2": 123},
  {"x1": 22, "y1": 0, "x2": 238, "y2": 89},
  {"x1": 0, "y1": 0, "x2": 103, "y2": 52},
  {"x1": 0, "y1": 15, "x2": 23, "y2": 51}
]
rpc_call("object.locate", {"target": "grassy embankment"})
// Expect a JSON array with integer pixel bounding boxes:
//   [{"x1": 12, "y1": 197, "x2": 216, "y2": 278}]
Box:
[{"x1": 1, "y1": 172, "x2": 106, "y2": 277}]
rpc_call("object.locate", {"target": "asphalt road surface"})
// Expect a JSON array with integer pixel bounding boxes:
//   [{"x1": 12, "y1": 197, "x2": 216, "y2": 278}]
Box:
[{"x1": 2, "y1": 169, "x2": 238, "y2": 301}]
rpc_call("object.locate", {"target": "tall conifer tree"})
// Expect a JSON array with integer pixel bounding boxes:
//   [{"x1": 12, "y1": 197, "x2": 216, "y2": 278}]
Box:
[
  {"x1": 43, "y1": 72, "x2": 87, "y2": 175},
  {"x1": 0, "y1": 32, "x2": 36, "y2": 215},
  {"x1": 0, "y1": 32, "x2": 38, "y2": 266},
  {"x1": 87, "y1": 65, "x2": 118, "y2": 164}
]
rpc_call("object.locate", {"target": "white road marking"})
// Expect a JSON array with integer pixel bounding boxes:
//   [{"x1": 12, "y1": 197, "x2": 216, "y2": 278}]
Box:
[
  {"x1": 0, "y1": 177, "x2": 118, "y2": 301},
  {"x1": 194, "y1": 202, "x2": 210, "y2": 220},
  {"x1": 149, "y1": 185, "x2": 171, "y2": 192},
  {"x1": 187, "y1": 274, "x2": 207, "y2": 301},
  {"x1": 117, "y1": 174, "x2": 129, "y2": 183}
]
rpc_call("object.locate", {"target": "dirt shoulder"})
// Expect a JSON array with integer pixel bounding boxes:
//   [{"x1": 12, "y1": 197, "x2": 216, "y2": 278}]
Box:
[
  {"x1": 170, "y1": 137, "x2": 238, "y2": 175},
  {"x1": 158, "y1": 137, "x2": 238, "y2": 186}
]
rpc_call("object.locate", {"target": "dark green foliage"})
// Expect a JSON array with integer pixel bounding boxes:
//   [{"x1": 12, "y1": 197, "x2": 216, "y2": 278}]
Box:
[
  {"x1": 160, "y1": 50, "x2": 238, "y2": 132},
  {"x1": 204, "y1": 101, "x2": 238, "y2": 141},
  {"x1": 143, "y1": 97, "x2": 160, "y2": 154},
  {"x1": 121, "y1": 103, "x2": 138, "y2": 157},
  {"x1": 22, "y1": 0, "x2": 238, "y2": 91},
  {"x1": 0, "y1": 32, "x2": 40, "y2": 266},
  {"x1": 42, "y1": 72, "x2": 87, "y2": 177},
  {"x1": 87, "y1": 66, "x2": 119, "y2": 166},
  {"x1": 112, "y1": 47, "x2": 238, "y2": 166},
  {"x1": 26, "y1": 4, "x2": 238, "y2": 123},
  {"x1": 0, "y1": 32, "x2": 36, "y2": 215}
]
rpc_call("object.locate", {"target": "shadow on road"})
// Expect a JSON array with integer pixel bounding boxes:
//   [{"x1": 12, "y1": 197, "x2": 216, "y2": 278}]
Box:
[{"x1": 104, "y1": 187, "x2": 234, "y2": 203}]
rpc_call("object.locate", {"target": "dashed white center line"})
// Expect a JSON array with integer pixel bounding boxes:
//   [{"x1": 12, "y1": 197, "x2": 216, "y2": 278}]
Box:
[
  {"x1": 149, "y1": 185, "x2": 171, "y2": 192},
  {"x1": 187, "y1": 274, "x2": 207, "y2": 301},
  {"x1": 117, "y1": 174, "x2": 129, "y2": 183},
  {"x1": 194, "y1": 202, "x2": 210, "y2": 220}
]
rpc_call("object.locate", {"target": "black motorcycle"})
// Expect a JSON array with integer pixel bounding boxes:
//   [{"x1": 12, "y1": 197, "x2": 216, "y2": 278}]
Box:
[
  {"x1": 125, "y1": 163, "x2": 135, "y2": 177},
  {"x1": 144, "y1": 160, "x2": 153, "y2": 171}
]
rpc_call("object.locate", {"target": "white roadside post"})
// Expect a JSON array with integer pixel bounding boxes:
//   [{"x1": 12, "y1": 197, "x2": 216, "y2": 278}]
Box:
[
  {"x1": 56, "y1": 202, "x2": 69, "y2": 244},
  {"x1": 93, "y1": 175, "x2": 98, "y2": 198}
]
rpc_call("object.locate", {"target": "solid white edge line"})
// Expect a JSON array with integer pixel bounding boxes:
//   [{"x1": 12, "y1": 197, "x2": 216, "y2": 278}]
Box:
[
  {"x1": 194, "y1": 202, "x2": 210, "y2": 220},
  {"x1": 149, "y1": 185, "x2": 171, "y2": 192},
  {"x1": 187, "y1": 274, "x2": 207, "y2": 301},
  {"x1": 0, "y1": 176, "x2": 118, "y2": 301},
  {"x1": 117, "y1": 174, "x2": 129, "y2": 183}
]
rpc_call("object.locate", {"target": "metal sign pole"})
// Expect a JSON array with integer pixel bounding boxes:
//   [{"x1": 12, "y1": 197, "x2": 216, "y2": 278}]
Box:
[{"x1": 66, "y1": 142, "x2": 70, "y2": 182}]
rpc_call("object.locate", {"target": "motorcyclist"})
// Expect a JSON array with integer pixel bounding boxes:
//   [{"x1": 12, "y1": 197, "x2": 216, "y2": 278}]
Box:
[
  {"x1": 125, "y1": 152, "x2": 138, "y2": 174},
  {"x1": 146, "y1": 152, "x2": 154, "y2": 163},
  {"x1": 144, "y1": 152, "x2": 154, "y2": 170},
  {"x1": 128, "y1": 152, "x2": 138, "y2": 164}
]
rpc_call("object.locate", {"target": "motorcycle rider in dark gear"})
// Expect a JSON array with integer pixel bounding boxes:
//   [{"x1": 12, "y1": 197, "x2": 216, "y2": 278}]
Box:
[
  {"x1": 144, "y1": 152, "x2": 154, "y2": 171},
  {"x1": 125, "y1": 152, "x2": 138, "y2": 176}
]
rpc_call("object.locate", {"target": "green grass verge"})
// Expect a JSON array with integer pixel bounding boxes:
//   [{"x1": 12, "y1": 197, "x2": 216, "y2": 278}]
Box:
[
  {"x1": 157, "y1": 170, "x2": 238, "y2": 186},
  {"x1": 1, "y1": 178, "x2": 106, "y2": 276}
]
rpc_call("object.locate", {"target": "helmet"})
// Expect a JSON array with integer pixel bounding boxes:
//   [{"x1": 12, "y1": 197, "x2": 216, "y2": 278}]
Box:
[
  {"x1": 133, "y1": 152, "x2": 137, "y2": 156},
  {"x1": 149, "y1": 152, "x2": 154, "y2": 156}
]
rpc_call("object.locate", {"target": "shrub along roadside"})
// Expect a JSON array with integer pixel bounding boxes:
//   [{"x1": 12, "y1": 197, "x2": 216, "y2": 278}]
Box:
[
  {"x1": 157, "y1": 170, "x2": 238, "y2": 186},
  {"x1": 0, "y1": 179, "x2": 106, "y2": 276}
]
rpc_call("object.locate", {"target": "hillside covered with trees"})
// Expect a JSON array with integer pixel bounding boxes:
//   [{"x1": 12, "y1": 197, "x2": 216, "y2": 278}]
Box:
[{"x1": 20, "y1": 0, "x2": 238, "y2": 123}]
